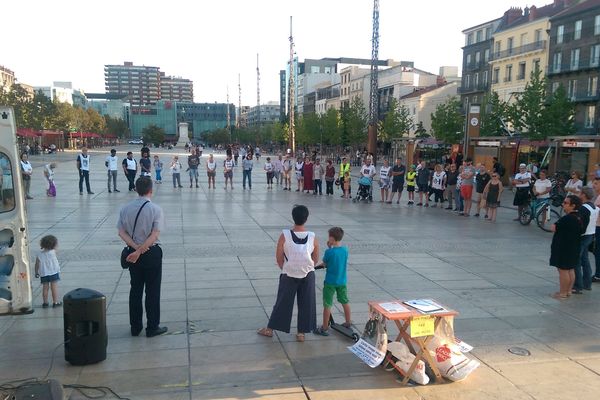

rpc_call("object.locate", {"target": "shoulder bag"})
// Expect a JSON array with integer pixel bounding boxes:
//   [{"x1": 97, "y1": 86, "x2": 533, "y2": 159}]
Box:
[{"x1": 120, "y1": 201, "x2": 150, "y2": 269}]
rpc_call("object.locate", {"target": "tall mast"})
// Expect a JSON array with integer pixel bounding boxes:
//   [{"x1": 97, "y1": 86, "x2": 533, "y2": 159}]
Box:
[
  {"x1": 288, "y1": 16, "x2": 296, "y2": 155},
  {"x1": 237, "y1": 73, "x2": 242, "y2": 128},
  {"x1": 367, "y1": 0, "x2": 380, "y2": 160},
  {"x1": 256, "y1": 53, "x2": 261, "y2": 131}
]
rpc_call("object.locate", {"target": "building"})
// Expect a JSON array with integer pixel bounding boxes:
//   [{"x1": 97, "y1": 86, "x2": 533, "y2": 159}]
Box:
[
  {"x1": 160, "y1": 73, "x2": 194, "y2": 102},
  {"x1": 398, "y1": 82, "x2": 459, "y2": 135},
  {"x1": 105, "y1": 62, "x2": 161, "y2": 106},
  {"x1": 16, "y1": 83, "x2": 35, "y2": 98},
  {"x1": 460, "y1": 18, "x2": 502, "y2": 111},
  {"x1": 246, "y1": 102, "x2": 281, "y2": 126},
  {"x1": 339, "y1": 66, "x2": 371, "y2": 108},
  {"x1": 279, "y1": 70, "x2": 287, "y2": 121},
  {"x1": 86, "y1": 93, "x2": 128, "y2": 120},
  {"x1": 177, "y1": 102, "x2": 233, "y2": 136},
  {"x1": 439, "y1": 66, "x2": 461, "y2": 83},
  {"x1": 34, "y1": 81, "x2": 80, "y2": 105},
  {"x1": 128, "y1": 100, "x2": 177, "y2": 138},
  {"x1": 0, "y1": 65, "x2": 15, "y2": 91},
  {"x1": 490, "y1": 2, "x2": 569, "y2": 103},
  {"x1": 315, "y1": 84, "x2": 341, "y2": 115},
  {"x1": 547, "y1": 0, "x2": 600, "y2": 134},
  {"x1": 238, "y1": 105, "x2": 251, "y2": 127}
]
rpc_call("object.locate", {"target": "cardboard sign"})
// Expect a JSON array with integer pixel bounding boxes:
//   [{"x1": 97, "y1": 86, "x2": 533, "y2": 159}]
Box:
[
  {"x1": 410, "y1": 315, "x2": 434, "y2": 338},
  {"x1": 348, "y1": 338, "x2": 386, "y2": 368}
]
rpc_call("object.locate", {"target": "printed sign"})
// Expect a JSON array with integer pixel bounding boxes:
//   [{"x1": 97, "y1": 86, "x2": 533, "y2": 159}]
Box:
[
  {"x1": 454, "y1": 337, "x2": 474, "y2": 353},
  {"x1": 562, "y1": 141, "x2": 595, "y2": 148},
  {"x1": 379, "y1": 302, "x2": 410, "y2": 314},
  {"x1": 410, "y1": 315, "x2": 434, "y2": 338},
  {"x1": 348, "y1": 338, "x2": 386, "y2": 368}
]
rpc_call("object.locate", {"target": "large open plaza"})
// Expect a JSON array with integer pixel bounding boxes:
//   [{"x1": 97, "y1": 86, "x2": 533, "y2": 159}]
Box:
[{"x1": 1, "y1": 147, "x2": 599, "y2": 399}]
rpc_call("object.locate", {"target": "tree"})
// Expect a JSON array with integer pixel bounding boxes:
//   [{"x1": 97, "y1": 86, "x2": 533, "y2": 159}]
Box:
[
  {"x1": 480, "y1": 91, "x2": 509, "y2": 137},
  {"x1": 296, "y1": 112, "x2": 320, "y2": 145},
  {"x1": 430, "y1": 96, "x2": 464, "y2": 143},
  {"x1": 142, "y1": 124, "x2": 165, "y2": 146},
  {"x1": 542, "y1": 84, "x2": 576, "y2": 137},
  {"x1": 379, "y1": 98, "x2": 412, "y2": 141},
  {"x1": 508, "y1": 68, "x2": 546, "y2": 138},
  {"x1": 414, "y1": 121, "x2": 429, "y2": 138},
  {"x1": 345, "y1": 97, "x2": 368, "y2": 146},
  {"x1": 28, "y1": 90, "x2": 57, "y2": 130},
  {"x1": 105, "y1": 116, "x2": 130, "y2": 138},
  {"x1": 321, "y1": 108, "x2": 341, "y2": 145}
]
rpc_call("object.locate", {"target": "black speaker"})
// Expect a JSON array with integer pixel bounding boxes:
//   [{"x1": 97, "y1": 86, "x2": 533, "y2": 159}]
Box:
[
  {"x1": 14, "y1": 379, "x2": 63, "y2": 400},
  {"x1": 63, "y1": 288, "x2": 107, "y2": 365}
]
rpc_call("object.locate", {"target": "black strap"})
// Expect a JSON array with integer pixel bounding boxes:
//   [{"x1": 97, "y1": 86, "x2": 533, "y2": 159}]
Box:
[
  {"x1": 290, "y1": 230, "x2": 308, "y2": 245},
  {"x1": 131, "y1": 201, "x2": 150, "y2": 240}
]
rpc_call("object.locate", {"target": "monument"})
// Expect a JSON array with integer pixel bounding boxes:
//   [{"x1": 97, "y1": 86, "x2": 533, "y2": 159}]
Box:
[{"x1": 177, "y1": 122, "x2": 190, "y2": 147}]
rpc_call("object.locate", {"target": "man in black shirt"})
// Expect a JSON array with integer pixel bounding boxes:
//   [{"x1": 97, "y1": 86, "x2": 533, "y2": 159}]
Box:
[
  {"x1": 416, "y1": 161, "x2": 430, "y2": 207},
  {"x1": 388, "y1": 158, "x2": 406, "y2": 204},
  {"x1": 445, "y1": 164, "x2": 459, "y2": 210},
  {"x1": 474, "y1": 165, "x2": 491, "y2": 218},
  {"x1": 188, "y1": 149, "x2": 200, "y2": 188}
]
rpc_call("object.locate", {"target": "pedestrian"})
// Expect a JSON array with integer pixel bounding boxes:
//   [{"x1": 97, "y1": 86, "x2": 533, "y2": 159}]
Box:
[
  {"x1": 105, "y1": 149, "x2": 120, "y2": 193},
  {"x1": 483, "y1": 172, "x2": 503, "y2": 222},
  {"x1": 573, "y1": 187, "x2": 598, "y2": 294},
  {"x1": 170, "y1": 156, "x2": 183, "y2": 188},
  {"x1": 343, "y1": 171, "x2": 351, "y2": 199},
  {"x1": 76, "y1": 147, "x2": 93, "y2": 195},
  {"x1": 406, "y1": 165, "x2": 416, "y2": 205},
  {"x1": 338, "y1": 157, "x2": 351, "y2": 198},
  {"x1": 388, "y1": 158, "x2": 405, "y2": 204},
  {"x1": 303, "y1": 157, "x2": 314, "y2": 194},
  {"x1": 206, "y1": 154, "x2": 216, "y2": 189},
  {"x1": 512, "y1": 163, "x2": 532, "y2": 221},
  {"x1": 550, "y1": 195, "x2": 583, "y2": 299},
  {"x1": 533, "y1": 170, "x2": 553, "y2": 226},
  {"x1": 153, "y1": 155, "x2": 163, "y2": 184},
  {"x1": 445, "y1": 163, "x2": 458, "y2": 210},
  {"x1": 416, "y1": 161, "x2": 430, "y2": 207},
  {"x1": 122, "y1": 151, "x2": 138, "y2": 192},
  {"x1": 325, "y1": 159, "x2": 335, "y2": 196},
  {"x1": 255, "y1": 146, "x2": 261, "y2": 163},
  {"x1": 312, "y1": 158, "x2": 324, "y2": 195},
  {"x1": 474, "y1": 165, "x2": 491, "y2": 217},
  {"x1": 257, "y1": 205, "x2": 319, "y2": 342},
  {"x1": 592, "y1": 177, "x2": 600, "y2": 283},
  {"x1": 378, "y1": 159, "x2": 391, "y2": 202},
  {"x1": 233, "y1": 146, "x2": 240, "y2": 166},
  {"x1": 492, "y1": 157, "x2": 505, "y2": 179},
  {"x1": 187, "y1": 149, "x2": 200, "y2": 188},
  {"x1": 459, "y1": 158, "x2": 476, "y2": 216},
  {"x1": 43, "y1": 163, "x2": 57, "y2": 197},
  {"x1": 565, "y1": 171, "x2": 583, "y2": 196},
  {"x1": 264, "y1": 157, "x2": 274, "y2": 189},
  {"x1": 117, "y1": 177, "x2": 167, "y2": 337},
  {"x1": 274, "y1": 154, "x2": 283, "y2": 186},
  {"x1": 314, "y1": 227, "x2": 351, "y2": 336},
  {"x1": 34, "y1": 235, "x2": 61, "y2": 308},
  {"x1": 223, "y1": 154, "x2": 235, "y2": 190},
  {"x1": 295, "y1": 157, "x2": 304, "y2": 192},
  {"x1": 242, "y1": 153, "x2": 253, "y2": 190},
  {"x1": 282, "y1": 152, "x2": 293, "y2": 191},
  {"x1": 240, "y1": 146, "x2": 247, "y2": 163},
  {"x1": 430, "y1": 164, "x2": 446, "y2": 208},
  {"x1": 19, "y1": 152, "x2": 33, "y2": 200},
  {"x1": 456, "y1": 165, "x2": 464, "y2": 213},
  {"x1": 139, "y1": 149, "x2": 151, "y2": 178}
]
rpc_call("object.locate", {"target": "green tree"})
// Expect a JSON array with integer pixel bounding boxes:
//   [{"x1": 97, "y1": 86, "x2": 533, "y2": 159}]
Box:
[
  {"x1": 508, "y1": 68, "x2": 546, "y2": 138},
  {"x1": 142, "y1": 124, "x2": 165, "y2": 146},
  {"x1": 296, "y1": 113, "x2": 320, "y2": 145},
  {"x1": 480, "y1": 91, "x2": 509, "y2": 137},
  {"x1": 1, "y1": 84, "x2": 34, "y2": 128},
  {"x1": 345, "y1": 97, "x2": 368, "y2": 146},
  {"x1": 414, "y1": 121, "x2": 429, "y2": 138},
  {"x1": 28, "y1": 90, "x2": 57, "y2": 130},
  {"x1": 105, "y1": 116, "x2": 130, "y2": 138},
  {"x1": 379, "y1": 98, "x2": 412, "y2": 141},
  {"x1": 321, "y1": 108, "x2": 341, "y2": 145},
  {"x1": 542, "y1": 84, "x2": 576, "y2": 137},
  {"x1": 430, "y1": 96, "x2": 464, "y2": 143}
]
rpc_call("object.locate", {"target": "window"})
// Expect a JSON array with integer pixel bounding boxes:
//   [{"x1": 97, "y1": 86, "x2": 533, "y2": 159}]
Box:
[
  {"x1": 553, "y1": 52, "x2": 562, "y2": 72},
  {"x1": 588, "y1": 77, "x2": 598, "y2": 97},
  {"x1": 557, "y1": 25, "x2": 564, "y2": 44},
  {"x1": 465, "y1": 74, "x2": 471, "y2": 88},
  {"x1": 518, "y1": 62, "x2": 526, "y2": 80},
  {"x1": 495, "y1": 41, "x2": 501, "y2": 57},
  {"x1": 466, "y1": 54, "x2": 472, "y2": 65},
  {"x1": 467, "y1": 33, "x2": 474, "y2": 45},
  {"x1": 570, "y1": 48, "x2": 580, "y2": 70},
  {"x1": 485, "y1": 28, "x2": 491, "y2": 40},
  {"x1": 533, "y1": 58, "x2": 540, "y2": 72},
  {"x1": 483, "y1": 70, "x2": 489, "y2": 85},
  {"x1": 0, "y1": 153, "x2": 15, "y2": 213},
  {"x1": 324, "y1": 67, "x2": 332, "y2": 74},
  {"x1": 310, "y1": 66, "x2": 320, "y2": 73},
  {"x1": 476, "y1": 30, "x2": 482, "y2": 42},
  {"x1": 505, "y1": 65, "x2": 512, "y2": 82},
  {"x1": 493, "y1": 68, "x2": 500, "y2": 84},
  {"x1": 473, "y1": 95, "x2": 479, "y2": 103},
  {"x1": 535, "y1": 29, "x2": 542, "y2": 43},
  {"x1": 474, "y1": 72, "x2": 479, "y2": 86},
  {"x1": 552, "y1": 82, "x2": 560, "y2": 94},
  {"x1": 520, "y1": 33, "x2": 528, "y2": 46},
  {"x1": 585, "y1": 105, "x2": 596, "y2": 128},
  {"x1": 568, "y1": 79, "x2": 577, "y2": 98},
  {"x1": 574, "y1": 20, "x2": 582, "y2": 40},
  {"x1": 475, "y1": 51, "x2": 481, "y2": 64},
  {"x1": 507, "y1": 37, "x2": 514, "y2": 53},
  {"x1": 484, "y1": 49, "x2": 490, "y2": 62},
  {"x1": 596, "y1": 15, "x2": 600, "y2": 35},
  {"x1": 591, "y1": 44, "x2": 600, "y2": 67}
]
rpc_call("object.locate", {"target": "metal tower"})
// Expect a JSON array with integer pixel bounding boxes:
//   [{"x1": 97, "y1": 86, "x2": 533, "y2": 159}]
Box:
[
  {"x1": 367, "y1": 0, "x2": 380, "y2": 158},
  {"x1": 226, "y1": 86, "x2": 231, "y2": 128},
  {"x1": 288, "y1": 16, "x2": 296, "y2": 156},
  {"x1": 237, "y1": 73, "x2": 242, "y2": 128},
  {"x1": 256, "y1": 53, "x2": 261, "y2": 130}
]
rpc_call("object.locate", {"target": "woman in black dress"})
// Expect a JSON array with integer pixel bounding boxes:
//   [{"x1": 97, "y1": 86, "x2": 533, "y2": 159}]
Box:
[{"x1": 550, "y1": 195, "x2": 583, "y2": 299}]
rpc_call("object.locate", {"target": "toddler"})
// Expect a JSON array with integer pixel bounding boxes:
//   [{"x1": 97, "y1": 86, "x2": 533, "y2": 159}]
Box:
[{"x1": 34, "y1": 235, "x2": 61, "y2": 308}]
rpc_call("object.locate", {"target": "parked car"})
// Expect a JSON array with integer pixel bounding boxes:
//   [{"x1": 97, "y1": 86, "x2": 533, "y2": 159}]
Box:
[{"x1": 128, "y1": 138, "x2": 144, "y2": 145}]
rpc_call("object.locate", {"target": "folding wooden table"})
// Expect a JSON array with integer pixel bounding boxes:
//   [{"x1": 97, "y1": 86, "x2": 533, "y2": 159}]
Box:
[{"x1": 368, "y1": 300, "x2": 458, "y2": 385}]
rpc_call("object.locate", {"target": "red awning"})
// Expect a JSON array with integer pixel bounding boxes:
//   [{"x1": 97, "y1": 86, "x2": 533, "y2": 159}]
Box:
[
  {"x1": 40, "y1": 130, "x2": 63, "y2": 136},
  {"x1": 103, "y1": 134, "x2": 117, "y2": 139},
  {"x1": 71, "y1": 132, "x2": 101, "y2": 138},
  {"x1": 16, "y1": 128, "x2": 40, "y2": 138}
]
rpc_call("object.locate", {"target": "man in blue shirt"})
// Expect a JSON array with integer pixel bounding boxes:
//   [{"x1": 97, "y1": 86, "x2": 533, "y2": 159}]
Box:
[{"x1": 314, "y1": 227, "x2": 351, "y2": 335}]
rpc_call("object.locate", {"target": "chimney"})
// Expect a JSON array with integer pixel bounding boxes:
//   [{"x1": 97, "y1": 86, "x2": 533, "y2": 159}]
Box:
[
  {"x1": 504, "y1": 7, "x2": 523, "y2": 25},
  {"x1": 529, "y1": 5, "x2": 537, "y2": 21},
  {"x1": 524, "y1": 6, "x2": 530, "y2": 17}
]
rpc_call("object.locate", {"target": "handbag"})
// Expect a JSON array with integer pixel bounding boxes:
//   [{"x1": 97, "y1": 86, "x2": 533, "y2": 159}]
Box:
[{"x1": 120, "y1": 201, "x2": 150, "y2": 269}]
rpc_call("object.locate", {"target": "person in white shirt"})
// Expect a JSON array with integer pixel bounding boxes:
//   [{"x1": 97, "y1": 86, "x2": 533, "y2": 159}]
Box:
[
  {"x1": 430, "y1": 164, "x2": 447, "y2": 208},
  {"x1": 206, "y1": 154, "x2": 217, "y2": 189},
  {"x1": 574, "y1": 187, "x2": 599, "y2": 293},
  {"x1": 282, "y1": 153, "x2": 293, "y2": 191},
  {"x1": 170, "y1": 156, "x2": 183, "y2": 188},
  {"x1": 264, "y1": 157, "x2": 274, "y2": 189},
  {"x1": 295, "y1": 158, "x2": 304, "y2": 192},
  {"x1": 43, "y1": 163, "x2": 57, "y2": 197},
  {"x1": 76, "y1": 147, "x2": 94, "y2": 195},
  {"x1": 122, "y1": 151, "x2": 138, "y2": 192},
  {"x1": 223, "y1": 154, "x2": 235, "y2": 190},
  {"x1": 273, "y1": 154, "x2": 284, "y2": 186},
  {"x1": 105, "y1": 149, "x2": 120, "y2": 193},
  {"x1": 565, "y1": 171, "x2": 583, "y2": 196},
  {"x1": 533, "y1": 169, "x2": 553, "y2": 225},
  {"x1": 592, "y1": 177, "x2": 600, "y2": 282},
  {"x1": 378, "y1": 159, "x2": 391, "y2": 202},
  {"x1": 512, "y1": 163, "x2": 532, "y2": 221},
  {"x1": 34, "y1": 235, "x2": 61, "y2": 308},
  {"x1": 20, "y1": 152, "x2": 33, "y2": 199},
  {"x1": 361, "y1": 158, "x2": 376, "y2": 179}
]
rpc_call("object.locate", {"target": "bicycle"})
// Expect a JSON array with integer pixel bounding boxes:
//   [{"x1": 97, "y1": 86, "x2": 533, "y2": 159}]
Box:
[{"x1": 519, "y1": 192, "x2": 564, "y2": 232}]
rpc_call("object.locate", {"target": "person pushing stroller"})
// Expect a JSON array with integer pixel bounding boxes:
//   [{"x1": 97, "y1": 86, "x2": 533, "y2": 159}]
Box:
[{"x1": 354, "y1": 158, "x2": 376, "y2": 203}]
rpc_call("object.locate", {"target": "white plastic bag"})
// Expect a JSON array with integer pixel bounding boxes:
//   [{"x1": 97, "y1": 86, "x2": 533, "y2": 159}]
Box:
[
  {"x1": 387, "y1": 341, "x2": 430, "y2": 385},
  {"x1": 425, "y1": 317, "x2": 480, "y2": 382}
]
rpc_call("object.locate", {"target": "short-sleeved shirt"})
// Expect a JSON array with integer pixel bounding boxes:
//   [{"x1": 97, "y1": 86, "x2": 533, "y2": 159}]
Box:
[
  {"x1": 461, "y1": 166, "x2": 476, "y2": 186},
  {"x1": 323, "y1": 246, "x2": 349, "y2": 286},
  {"x1": 117, "y1": 197, "x2": 165, "y2": 246},
  {"x1": 476, "y1": 172, "x2": 491, "y2": 193},
  {"x1": 565, "y1": 179, "x2": 582, "y2": 194},
  {"x1": 37, "y1": 249, "x2": 60, "y2": 277},
  {"x1": 391, "y1": 164, "x2": 405, "y2": 184},
  {"x1": 416, "y1": 167, "x2": 430, "y2": 185},
  {"x1": 77, "y1": 154, "x2": 90, "y2": 171},
  {"x1": 123, "y1": 158, "x2": 137, "y2": 171},
  {"x1": 242, "y1": 159, "x2": 253, "y2": 171},
  {"x1": 515, "y1": 172, "x2": 532, "y2": 188},
  {"x1": 140, "y1": 158, "x2": 151, "y2": 174},
  {"x1": 106, "y1": 155, "x2": 118, "y2": 171},
  {"x1": 431, "y1": 171, "x2": 446, "y2": 190},
  {"x1": 361, "y1": 164, "x2": 376, "y2": 178},
  {"x1": 188, "y1": 155, "x2": 200, "y2": 169},
  {"x1": 379, "y1": 166, "x2": 391, "y2": 181},
  {"x1": 534, "y1": 178, "x2": 552, "y2": 199}
]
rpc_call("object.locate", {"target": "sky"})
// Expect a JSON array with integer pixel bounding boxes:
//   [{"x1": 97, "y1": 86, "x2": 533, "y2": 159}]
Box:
[{"x1": 2, "y1": 0, "x2": 532, "y2": 105}]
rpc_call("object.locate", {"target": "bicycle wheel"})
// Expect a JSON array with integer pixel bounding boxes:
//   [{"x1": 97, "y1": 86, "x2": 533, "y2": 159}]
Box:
[
  {"x1": 536, "y1": 205, "x2": 560, "y2": 232},
  {"x1": 519, "y1": 208, "x2": 532, "y2": 225}
]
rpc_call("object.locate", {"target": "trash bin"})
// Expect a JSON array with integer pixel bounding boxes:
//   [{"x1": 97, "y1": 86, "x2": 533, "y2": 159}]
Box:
[{"x1": 63, "y1": 288, "x2": 107, "y2": 365}]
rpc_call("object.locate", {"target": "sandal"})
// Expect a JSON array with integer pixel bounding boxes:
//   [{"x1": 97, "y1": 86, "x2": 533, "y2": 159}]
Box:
[
  {"x1": 551, "y1": 292, "x2": 568, "y2": 300},
  {"x1": 257, "y1": 328, "x2": 273, "y2": 337},
  {"x1": 313, "y1": 327, "x2": 330, "y2": 336},
  {"x1": 296, "y1": 333, "x2": 305, "y2": 342}
]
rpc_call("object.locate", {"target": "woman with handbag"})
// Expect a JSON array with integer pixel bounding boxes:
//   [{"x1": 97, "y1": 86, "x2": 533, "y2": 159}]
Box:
[
  {"x1": 20, "y1": 152, "x2": 33, "y2": 200},
  {"x1": 43, "y1": 163, "x2": 57, "y2": 197}
]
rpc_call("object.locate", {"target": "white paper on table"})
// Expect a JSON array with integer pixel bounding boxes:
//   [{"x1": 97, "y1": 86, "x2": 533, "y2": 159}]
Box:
[
  {"x1": 454, "y1": 337, "x2": 474, "y2": 353},
  {"x1": 404, "y1": 299, "x2": 446, "y2": 313},
  {"x1": 348, "y1": 338, "x2": 386, "y2": 368},
  {"x1": 378, "y1": 302, "x2": 411, "y2": 314}
]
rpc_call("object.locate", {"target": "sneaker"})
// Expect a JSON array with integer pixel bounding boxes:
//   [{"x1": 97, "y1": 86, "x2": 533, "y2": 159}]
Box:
[
  {"x1": 42, "y1": 303, "x2": 49, "y2": 308},
  {"x1": 417, "y1": 203, "x2": 423, "y2": 206},
  {"x1": 52, "y1": 302, "x2": 62, "y2": 308},
  {"x1": 80, "y1": 192, "x2": 83, "y2": 195},
  {"x1": 146, "y1": 326, "x2": 168, "y2": 337},
  {"x1": 190, "y1": 184, "x2": 193, "y2": 188},
  {"x1": 196, "y1": 184, "x2": 199, "y2": 188},
  {"x1": 484, "y1": 215, "x2": 489, "y2": 219},
  {"x1": 572, "y1": 289, "x2": 583, "y2": 294},
  {"x1": 431, "y1": 204, "x2": 437, "y2": 208},
  {"x1": 474, "y1": 213, "x2": 480, "y2": 217},
  {"x1": 87, "y1": 191, "x2": 94, "y2": 194},
  {"x1": 445, "y1": 207, "x2": 452, "y2": 210},
  {"x1": 592, "y1": 277, "x2": 600, "y2": 283},
  {"x1": 108, "y1": 190, "x2": 112, "y2": 193},
  {"x1": 459, "y1": 212, "x2": 464, "y2": 216},
  {"x1": 115, "y1": 189, "x2": 120, "y2": 192},
  {"x1": 424, "y1": 203, "x2": 429, "y2": 208},
  {"x1": 313, "y1": 326, "x2": 330, "y2": 336}
]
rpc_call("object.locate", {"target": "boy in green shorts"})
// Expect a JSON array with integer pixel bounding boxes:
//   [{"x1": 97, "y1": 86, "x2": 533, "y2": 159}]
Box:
[{"x1": 314, "y1": 227, "x2": 351, "y2": 335}]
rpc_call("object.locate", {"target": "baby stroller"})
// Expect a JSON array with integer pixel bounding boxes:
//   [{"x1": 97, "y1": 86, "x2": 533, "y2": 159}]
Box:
[{"x1": 353, "y1": 176, "x2": 373, "y2": 203}]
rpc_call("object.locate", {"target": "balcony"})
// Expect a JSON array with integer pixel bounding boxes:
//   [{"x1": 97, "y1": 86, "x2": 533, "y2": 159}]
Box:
[
  {"x1": 491, "y1": 40, "x2": 546, "y2": 61},
  {"x1": 458, "y1": 82, "x2": 490, "y2": 94},
  {"x1": 547, "y1": 58, "x2": 600, "y2": 75},
  {"x1": 465, "y1": 61, "x2": 488, "y2": 72},
  {"x1": 569, "y1": 91, "x2": 600, "y2": 102}
]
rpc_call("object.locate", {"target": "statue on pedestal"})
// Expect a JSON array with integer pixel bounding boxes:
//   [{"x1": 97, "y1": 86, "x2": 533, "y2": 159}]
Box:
[{"x1": 176, "y1": 122, "x2": 190, "y2": 147}]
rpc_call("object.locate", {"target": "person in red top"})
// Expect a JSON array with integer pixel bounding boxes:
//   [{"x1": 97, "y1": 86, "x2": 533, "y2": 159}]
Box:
[{"x1": 303, "y1": 157, "x2": 314, "y2": 193}]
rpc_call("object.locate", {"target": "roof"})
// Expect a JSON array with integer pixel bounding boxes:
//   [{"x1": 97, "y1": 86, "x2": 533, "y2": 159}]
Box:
[
  {"x1": 399, "y1": 83, "x2": 453, "y2": 100},
  {"x1": 551, "y1": 0, "x2": 600, "y2": 20},
  {"x1": 462, "y1": 17, "x2": 502, "y2": 34},
  {"x1": 496, "y1": 2, "x2": 567, "y2": 33}
]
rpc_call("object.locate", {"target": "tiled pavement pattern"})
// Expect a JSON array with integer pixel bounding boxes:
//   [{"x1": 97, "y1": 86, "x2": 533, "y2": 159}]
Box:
[{"x1": 1, "y1": 147, "x2": 600, "y2": 399}]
